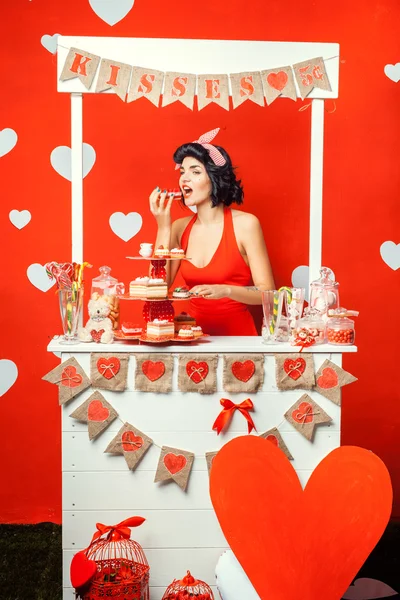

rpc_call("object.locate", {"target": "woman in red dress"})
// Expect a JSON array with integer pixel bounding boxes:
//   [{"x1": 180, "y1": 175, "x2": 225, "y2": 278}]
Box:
[{"x1": 149, "y1": 129, "x2": 275, "y2": 336}]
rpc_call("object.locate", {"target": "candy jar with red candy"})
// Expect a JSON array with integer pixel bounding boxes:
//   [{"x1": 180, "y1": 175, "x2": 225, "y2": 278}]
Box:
[
  {"x1": 309, "y1": 267, "x2": 340, "y2": 320},
  {"x1": 161, "y1": 570, "x2": 214, "y2": 600},
  {"x1": 326, "y1": 308, "x2": 358, "y2": 346}
]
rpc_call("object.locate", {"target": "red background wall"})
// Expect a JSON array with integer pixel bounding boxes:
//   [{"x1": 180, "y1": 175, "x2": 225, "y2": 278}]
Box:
[{"x1": 1, "y1": 0, "x2": 399, "y2": 523}]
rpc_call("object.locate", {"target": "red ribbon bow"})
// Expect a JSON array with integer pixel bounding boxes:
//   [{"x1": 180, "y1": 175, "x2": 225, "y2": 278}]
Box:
[
  {"x1": 212, "y1": 398, "x2": 256, "y2": 435},
  {"x1": 90, "y1": 517, "x2": 145, "y2": 543}
]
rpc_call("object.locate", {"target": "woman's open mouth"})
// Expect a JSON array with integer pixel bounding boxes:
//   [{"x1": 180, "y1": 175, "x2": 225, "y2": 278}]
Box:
[{"x1": 182, "y1": 185, "x2": 193, "y2": 199}]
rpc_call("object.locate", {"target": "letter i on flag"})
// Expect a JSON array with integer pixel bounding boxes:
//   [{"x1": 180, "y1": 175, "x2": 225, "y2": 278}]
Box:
[{"x1": 60, "y1": 47, "x2": 100, "y2": 90}]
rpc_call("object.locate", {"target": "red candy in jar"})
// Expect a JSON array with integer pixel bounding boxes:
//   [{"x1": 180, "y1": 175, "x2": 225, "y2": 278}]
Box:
[{"x1": 326, "y1": 317, "x2": 355, "y2": 345}]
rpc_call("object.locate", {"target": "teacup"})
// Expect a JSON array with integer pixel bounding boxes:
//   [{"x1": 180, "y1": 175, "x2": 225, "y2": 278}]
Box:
[{"x1": 139, "y1": 243, "x2": 153, "y2": 258}]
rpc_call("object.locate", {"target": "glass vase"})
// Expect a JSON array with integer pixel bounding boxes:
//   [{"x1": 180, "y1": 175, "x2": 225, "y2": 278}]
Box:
[
  {"x1": 58, "y1": 288, "x2": 83, "y2": 345},
  {"x1": 261, "y1": 290, "x2": 288, "y2": 344}
]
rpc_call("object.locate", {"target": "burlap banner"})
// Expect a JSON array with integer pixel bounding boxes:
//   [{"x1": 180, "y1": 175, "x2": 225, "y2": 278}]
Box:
[
  {"x1": 154, "y1": 445, "x2": 195, "y2": 491},
  {"x1": 230, "y1": 71, "x2": 264, "y2": 109},
  {"x1": 205, "y1": 450, "x2": 219, "y2": 476},
  {"x1": 134, "y1": 354, "x2": 173, "y2": 393},
  {"x1": 178, "y1": 354, "x2": 218, "y2": 394},
  {"x1": 162, "y1": 72, "x2": 196, "y2": 110},
  {"x1": 127, "y1": 67, "x2": 164, "y2": 106},
  {"x1": 261, "y1": 66, "x2": 297, "y2": 105},
  {"x1": 284, "y1": 394, "x2": 332, "y2": 441},
  {"x1": 259, "y1": 427, "x2": 294, "y2": 460},
  {"x1": 105, "y1": 422, "x2": 153, "y2": 470},
  {"x1": 69, "y1": 391, "x2": 118, "y2": 440},
  {"x1": 60, "y1": 47, "x2": 100, "y2": 90},
  {"x1": 90, "y1": 353, "x2": 129, "y2": 392},
  {"x1": 314, "y1": 359, "x2": 358, "y2": 405},
  {"x1": 292, "y1": 56, "x2": 332, "y2": 99},
  {"x1": 95, "y1": 58, "x2": 132, "y2": 101},
  {"x1": 223, "y1": 354, "x2": 264, "y2": 393},
  {"x1": 197, "y1": 74, "x2": 230, "y2": 111},
  {"x1": 275, "y1": 353, "x2": 315, "y2": 391},
  {"x1": 42, "y1": 357, "x2": 91, "y2": 405}
]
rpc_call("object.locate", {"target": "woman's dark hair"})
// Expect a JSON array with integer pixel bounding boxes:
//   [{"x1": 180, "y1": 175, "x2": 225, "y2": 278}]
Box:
[{"x1": 173, "y1": 142, "x2": 244, "y2": 207}]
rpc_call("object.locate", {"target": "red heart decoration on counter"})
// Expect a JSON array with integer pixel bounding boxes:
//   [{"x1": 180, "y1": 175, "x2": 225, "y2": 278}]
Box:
[
  {"x1": 97, "y1": 357, "x2": 120, "y2": 380},
  {"x1": 317, "y1": 367, "x2": 339, "y2": 389},
  {"x1": 142, "y1": 360, "x2": 165, "y2": 381},
  {"x1": 292, "y1": 401, "x2": 314, "y2": 424},
  {"x1": 232, "y1": 360, "x2": 255, "y2": 382},
  {"x1": 91, "y1": 329, "x2": 105, "y2": 343},
  {"x1": 283, "y1": 357, "x2": 306, "y2": 380},
  {"x1": 164, "y1": 453, "x2": 187, "y2": 474},
  {"x1": 61, "y1": 366, "x2": 82, "y2": 388},
  {"x1": 122, "y1": 431, "x2": 144, "y2": 452},
  {"x1": 186, "y1": 360, "x2": 209, "y2": 384},
  {"x1": 210, "y1": 437, "x2": 392, "y2": 600},
  {"x1": 70, "y1": 550, "x2": 97, "y2": 589},
  {"x1": 88, "y1": 399, "x2": 110, "y2": 422},
  {"x1": 267, "y1": 70, "x2": 289, "y2": 91}
]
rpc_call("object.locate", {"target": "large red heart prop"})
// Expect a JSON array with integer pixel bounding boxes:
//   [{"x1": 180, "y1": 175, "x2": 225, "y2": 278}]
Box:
[
  {"x1": 88, "y1": 400, "x2": 109, "y2": 422},
  {"x1": 232, "y1": 360, "x2": 255, "y2": 382},
  {"x1": 142, "y1": 360, "x2": 165, "y2": 381},
  {"x1": 164, "y1": 453, "x2": 187, "y2": 474},
  {"x1": 267, "y1": 70, "x2": 289, "y2": 91},
  {"x1": 210, "y1": 437, "x2": 392, "y2": 600},
  {"x1": 186, "y1": 360, "x2": 208, "y2": 384},
  {"x1": 70, "y1": 549, "x2": 97, "y2": 589},
  {"x1": 61, "y1": 366, "x2": 82, "y2": 388},
  {"x1": 97, "y1": 357, "x2": 120, "y2": 380},
  {"x1": 318, "y1": 367, "x2": 339, "y2": 389},
  {"x1": 122, "y1": 431, "x2": 143, "y2": 452},
  {"x1": 283, "y1": 357, "x2": 306, "y2": 380}
]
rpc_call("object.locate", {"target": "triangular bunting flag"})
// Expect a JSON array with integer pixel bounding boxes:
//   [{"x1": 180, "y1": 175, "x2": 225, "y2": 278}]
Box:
[
  {"x1": 154, "y1": 445, "x2": 194, "y2": 491},
  {"x1": 42, "y1": 357, "x2": 91, "y2": 405},
  {"x1": 259, "y1": 427, "x2": 294, "y2": 460},
  {"x1": 105, "y1": 422, "x2": 153, "y2": 470},
  {"x1": 314, "y1": 359, "x2": 358, "y2": 405},
  {"x1": 284, "y1": 394, "x2": 332, "y2": 441},
  {"x1": 69, "y1": 391, "x2": 118, "y2": 440}
]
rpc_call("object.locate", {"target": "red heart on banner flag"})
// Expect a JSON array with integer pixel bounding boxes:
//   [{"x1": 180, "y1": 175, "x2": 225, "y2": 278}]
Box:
[
  {"x1": 91, "y1": 329, "x2": 105, "y2": 343},
  {"x1": 122, "y1": 431, "x2": 143, "y2": 452},
  {"x1": 70, "y1": 550, "x2": 97, "y2": 589},
  {"x1": 186, "y1": 360, "x2": 208, "y2": 384},
  {"x1": 266, "y1": 434, "x2": 279, "y2": 447},
  {"x1": 232, "y1": 360, "x2": 255, "y2": 382},
  {"x1": 284, "y1": 358, "x2": 306, "y2": 380},
  {"x1": 317, "y1": 367, "x2": 339, "y2": 389},
  {"x1": 97, "y1": 357, "x2": 120, "y2": 380},
  {"x1": 88, "y1": 400, "x2": 110, "y2": 422},
  {"x1": 61, "y1": 366, "x2": 82, "y2": 388},
  {"x1": 267, "y1": 71, "x2": 288, "y2": 91},
  {"x1": 292, "y1": 401, "x2": 314, "y2": 424},
  {"x1": 142, "y1": 360, "x2": 165, "y2": 381},
  {"x1": 164, "y1": 453, "x2": 187, "y2": 474}
]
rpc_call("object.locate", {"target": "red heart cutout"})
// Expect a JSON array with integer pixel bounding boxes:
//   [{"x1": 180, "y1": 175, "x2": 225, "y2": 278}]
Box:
[
  {"x1": 142, "y1": 360, "x2": 165, "y2": 381},
  {"x1": 61, "y1": 365, "x2": 83, "y2": 388},
  {"x1": 91, "y1": 329, "x2": 105, "y2": 343},
  {"x1": 70, "y1": 549, "x2": 97, "y2": 589},
  {"x1": 267, "y1": 70, "x2": 288, "y2": 91},
  {"x1": 122, "y1": 431, "x2": 144, "y2": 452},
  {"x1": 284, "y1": 357, "x2": 306, "y2": 380},
  {"x1": 292, "y1": 401, "x2": 314, "y2": 424},
  {"x1": 97, "y1": 357, "x2": 120, "y2": 380},
  {"x1": 210, "y1": 437, "x2": 392, "y2": 600},
  {"x1": 164, "y1": 453, "x2": 187, "y2": 474},
  {"x1": 186, "y1": 360, "x2": 209, "y2": 384},
  {"x1": 266, "y1": 434, "x2": 279, "y2": 447},
  {"x1": 318, "y1": 367, "x2": 339, "y2": 389},
  {"x1": 88, "y1": 400, "x2": 110, "y2": 422},
  {"x1": 232, "y1": 360, "x2": 255, "y2": 382}
]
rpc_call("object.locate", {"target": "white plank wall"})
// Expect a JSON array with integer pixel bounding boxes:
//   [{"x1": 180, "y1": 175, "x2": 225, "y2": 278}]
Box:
[{"x1": 57, "y1": 347, "x2": 344, "y2": 600}]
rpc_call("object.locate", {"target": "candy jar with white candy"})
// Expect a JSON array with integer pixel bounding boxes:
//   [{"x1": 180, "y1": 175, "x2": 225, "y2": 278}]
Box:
[
  {"x1": 291, "y1": 307, "x2": 326, "y2": 346},
  {"x1": 309, "y1": 267, "x2": 339, "y2": 320}
]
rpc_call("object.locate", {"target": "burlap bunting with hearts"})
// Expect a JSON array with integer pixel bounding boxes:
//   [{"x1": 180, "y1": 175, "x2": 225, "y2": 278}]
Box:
[
  {"x1": 69, "y1": 391, "x2": 118, "y2": 440},
  {"x1": 90, "y1": 353, "x2": 129, "y2": 392},
  {"x1": 154, "y1": 445, "x2": 195, "y2": 491},
  {"x1": 259, "y1": 427, "x2": 294, "y2": 460},
  {"x1": 314, "y1": 359, "x2": 358, "y2": 405},
  {"x1": 178, "y1": 354, "x2": 218, "y2": 394},
  {"x1": 292, "y1": 57, "x2": 332, "y2": 99},
  {"x1": 134, "y1": 354, "x2": 173, "y2": 393},
  {"x1": 104, "y1": 422, "x2": 153, "y2": 470},
  {"x1": 223, "y1": 354, "x2": 264, "y2": 393},
  {"x1": 42, "y1": 357, "x2": 91, "y2": 405},
  {"x1": 284, "y1": 394, "x2": 332, "y2": 441},
  {"x1": 205, "y1": 451, "x2": 219, "y2": 476},
  {"x1": 261, "y1": 66, "x2": 297, "y2": 105},
  {"x1": 275, "y1": 353, "x2": 315, "y2": 391}
]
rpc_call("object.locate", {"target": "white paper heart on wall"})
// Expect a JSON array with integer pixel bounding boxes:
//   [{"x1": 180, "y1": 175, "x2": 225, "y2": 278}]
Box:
[
  {"x1": 50, "y1": 143, "x2": 96, "y2": 181},
  {"x1": 88, "y1": 0, "x2": 135, "y2": 25},
  {"x1": 215, "y1": 550, "x2": 260, "y2": 600},
  {"x1": 0, "y1": 128, "x2": 18, "y2": 158},
  {"x1": 384, "y1": 63, "x2": 400, "y2": 83},
  {"x1": 27, "y1": 263, "x2": 56, "y2": 292},
  {"x1": 342, "y1": 577, "x2": 398, "y2": 599},
  {"x1": 0, "y1": 359, "x2": 18, "y2": 397},
  {"x1": 291, "y1": 265, "x2": 336, "y2": 302},
  {"x1": 9, "y1": 210, "x2": 31, "y2": 230},
  {"x1": 380, "y1": 241, "x2": 400, "y2": 270},
  {"x1": 109, "y1": 212, "x2": 143, "y2": 241},
  {"x1": 40, "y1": 33, "x2": 60, "y2": 54}
]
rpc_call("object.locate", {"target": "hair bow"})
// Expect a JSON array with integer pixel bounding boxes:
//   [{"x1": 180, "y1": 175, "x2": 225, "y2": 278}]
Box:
[{"x1": 175, "y1": 127, "x2": 226, "y2": 169}]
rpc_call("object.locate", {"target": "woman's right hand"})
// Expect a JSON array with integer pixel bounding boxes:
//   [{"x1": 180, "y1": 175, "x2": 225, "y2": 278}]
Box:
[{"x1": 149, "y1": 187, "x2": 174, "y2": 230}]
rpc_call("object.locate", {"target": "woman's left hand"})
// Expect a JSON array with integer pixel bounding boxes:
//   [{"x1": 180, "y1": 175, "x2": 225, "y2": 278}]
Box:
[{"x1": 189, "y1": 284, "x2": 231, "y2": 299}]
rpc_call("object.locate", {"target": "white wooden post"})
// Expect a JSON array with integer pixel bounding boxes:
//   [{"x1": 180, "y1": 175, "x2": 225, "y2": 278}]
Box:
[
  {"x1": 71, "y1": 93, "x2": 83, "y2": 263},
  {"x1": 308, "y1": 98, "x2": 325, "y2": 285}
]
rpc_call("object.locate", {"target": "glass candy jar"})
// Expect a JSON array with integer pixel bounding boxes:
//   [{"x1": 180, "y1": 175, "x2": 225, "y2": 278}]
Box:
[
  {"x1": 91, "y1": 266, "x2": 125, "y2": 330},
  {"x1": 292, "y1": 308, "x2": 326, "y2": 345},
  {"x1": 326, "y1": 309, "x2": 358, "y2": 346},
  {"x1": 309, "y1": 267, "x2": 340, "y2": 320}
]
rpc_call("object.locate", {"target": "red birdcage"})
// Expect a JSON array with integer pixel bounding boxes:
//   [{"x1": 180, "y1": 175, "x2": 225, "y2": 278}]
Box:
[
  {"x1": 162, "y1": 571, "x2": 214, "y2": 600},
  {"x1": 72, "y1": 517, "x2": 149, "y2": 600}
]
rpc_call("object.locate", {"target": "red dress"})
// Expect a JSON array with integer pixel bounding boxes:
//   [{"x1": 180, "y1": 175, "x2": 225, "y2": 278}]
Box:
[{"x1": 180, "y1": 207, "x2": 258, "y2": 336}]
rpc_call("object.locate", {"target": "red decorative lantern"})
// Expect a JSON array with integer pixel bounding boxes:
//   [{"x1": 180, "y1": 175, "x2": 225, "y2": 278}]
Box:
[
  {"x1": 142, "y1": 300, "x2": 175, "y2": 323},
  {"x1": 150, "y1": 258, "x2": 167, "y2": 279},
  {"x1": 162, "y1": 571, "x2": 214, "y2": 599},
  {"x1": 72, "y1": 517, "x2": 149, "y2": 600}
]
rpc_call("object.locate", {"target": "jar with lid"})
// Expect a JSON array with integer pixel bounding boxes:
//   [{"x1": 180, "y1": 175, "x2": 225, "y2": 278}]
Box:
[
  {"x1": 292, "y1": 308, "x2": 326, "y2": 345},
  {"x1": 326, "y1": 309, "x2": 357, "y2": 345},
  {"x1": 309, "y1": 267, "x2": 340, "y2": 320},
  {"x1": 91, "y1": 266, "x2": 125, "y2": 330}
]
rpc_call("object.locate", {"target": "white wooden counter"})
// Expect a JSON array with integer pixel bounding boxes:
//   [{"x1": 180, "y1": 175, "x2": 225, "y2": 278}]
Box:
[{"x1": 47, "y1": 336, "x2": 356, "y2": 600}]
